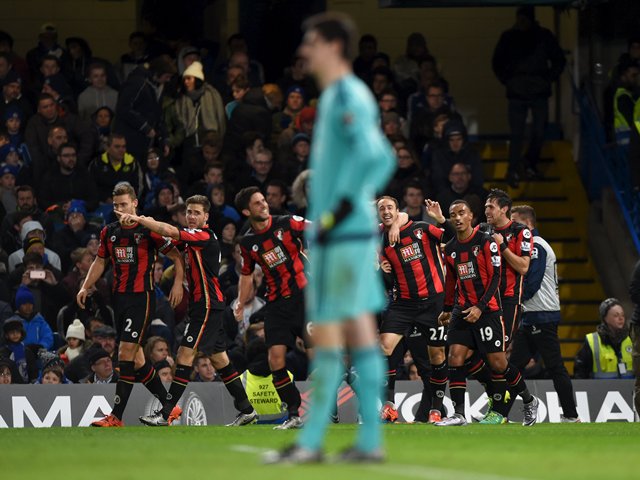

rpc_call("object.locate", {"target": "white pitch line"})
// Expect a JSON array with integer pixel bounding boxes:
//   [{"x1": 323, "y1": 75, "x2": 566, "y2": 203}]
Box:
[
  {"x1": 229, "y1": 444, "x2": 271, "y2": 454},
  {"x1": 366, "y1": 464, "x2": 528, "y2": 480}
]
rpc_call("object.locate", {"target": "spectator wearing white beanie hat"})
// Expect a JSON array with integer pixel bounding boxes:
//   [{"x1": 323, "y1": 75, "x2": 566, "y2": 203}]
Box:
[{"x1": 58, "y1": 318, "x2": 87, "y2": 363}]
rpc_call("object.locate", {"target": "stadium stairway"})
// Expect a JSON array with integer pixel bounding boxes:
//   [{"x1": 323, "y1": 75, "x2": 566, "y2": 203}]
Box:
[{"x1": 479, "y1": 141, "x2": 604, "y2": 375}]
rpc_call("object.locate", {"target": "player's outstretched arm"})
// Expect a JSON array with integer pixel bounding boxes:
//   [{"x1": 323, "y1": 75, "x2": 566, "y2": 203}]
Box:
[
  {"x1": 77, "y1": 256, "x2": 106, "y2": 309},
  {"x1": 115, "y1": 211, "x2": 180, "y2": 240}
]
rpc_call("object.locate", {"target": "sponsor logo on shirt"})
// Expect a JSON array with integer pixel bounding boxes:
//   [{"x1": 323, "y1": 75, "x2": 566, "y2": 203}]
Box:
[
  {"x1": 114, "y1": 246, "x2": 135, "y2": 263},
  {"x1": 457, "y1": 261, "x2": 477, "y2": 280},
  {"x1": 262, "y1": 245, "x2": 288, "y2": 269},
  {"x1": 400, "y1": 242, "x2": 424, "y2": 263}
]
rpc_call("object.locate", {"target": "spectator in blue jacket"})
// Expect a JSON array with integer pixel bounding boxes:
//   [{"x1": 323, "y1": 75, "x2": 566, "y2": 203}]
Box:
[{"x1": 11, "y1": 284, "x2": 53, "y2": 350}]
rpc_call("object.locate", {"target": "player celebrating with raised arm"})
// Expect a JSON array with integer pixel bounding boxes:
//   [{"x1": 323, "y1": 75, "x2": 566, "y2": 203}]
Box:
[
  {"x1": 435, "y1": 200, "x2": 538, "y2": 427},
  {"x1": 234, "y1": 186, "x2": 309, "y2": 431},
  {"x1": 77, "y1": 182, "x2": 184, "y2": 427},
  {"x1": 264, "y1": 12, "x2": 396, "y2": 464},
  {"x1": 378, "y1": 196, "x2": 454, "y2": 424},
  {"x1": 116, "y1": 194, "x2": 258, "y2": 427}
]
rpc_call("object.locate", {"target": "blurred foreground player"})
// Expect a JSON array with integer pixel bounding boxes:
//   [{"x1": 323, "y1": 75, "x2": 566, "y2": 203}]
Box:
[{"x1": 264, "y1": 12, "x2": 395, "y2": 464}]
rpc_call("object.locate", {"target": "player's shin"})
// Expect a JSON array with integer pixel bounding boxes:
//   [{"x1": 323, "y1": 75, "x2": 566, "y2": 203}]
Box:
[
  {"x1": 137, "y1": 361, "x2": 169, "y2": 406},
  {"x1": 272, "y1": 368, "x2": 302, "y2": 416},
  {"x1": 161, "y1": 364, "x2": 192, "y2": 418},
  {"x1": 448, "y1": 364, "x2": 467, "y2": 416},
  {"x1": 219, "y1": 364, "x2": 253, "y2": 414},
  {"x1": 111, "y1": 361, "x2": 136, "y2": 420},
  {"x1": 429, "y1": 360, "x2": 448, "y2": 411},
  {"x1": 466, "y1": 351, "x2": 494, "y2": 398}
]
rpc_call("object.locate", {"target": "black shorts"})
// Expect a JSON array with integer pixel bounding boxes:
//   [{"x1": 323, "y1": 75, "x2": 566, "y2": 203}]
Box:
[
  {"x1": 381, "y1": 295, "x2": 446, "y2": 347},
  {"x1": 263, "y1": 292, "x2": 307, "y2": 348},
  {"x1": 181, "y1": 302, "x2": 227, "y2": 355},
  {"x1": 113, "y1": 292, "x2": 155, "y2": 345},
  {"x1": 502, "y1": 301, "x2": 522, "y2": 346},
  {"x1": 447, "y1": 308, "x2": 505, "y2": 354}
]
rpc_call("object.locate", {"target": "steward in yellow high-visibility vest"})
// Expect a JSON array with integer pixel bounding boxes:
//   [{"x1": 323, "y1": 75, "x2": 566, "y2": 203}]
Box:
[{"x1": 574, "y1": 298, "x2": 634, "y2": 379}]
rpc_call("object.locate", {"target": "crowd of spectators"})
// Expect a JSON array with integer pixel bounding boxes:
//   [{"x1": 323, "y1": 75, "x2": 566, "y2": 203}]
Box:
[{"x1": 0, "y1": 9, "x2": 584, "y2": 387}]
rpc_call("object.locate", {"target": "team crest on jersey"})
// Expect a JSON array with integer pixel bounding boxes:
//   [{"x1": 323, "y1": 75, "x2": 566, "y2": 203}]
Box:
[
  {"x1": 275, "y1": 228, "x2": 284, "y2": 241},
  {"x1": 506, "y1": 234, "x2": 513, "y2": 243},
  {"x1": 414, "y1": 228, "x2": 423, "y2": 240},
  {"x1": 262, "y1": 245, "x2": 288, "y2": 269},
  {"x1": 457, "y1": 261, "x2": 477, "y2": 280},
  {"x1": 473, "y1": 246, "x2": 480, "y2": 257},
  {"x1": 134, "y1": 233, "x2": 143, "y2": 244},
  {"x1": 400, "y1": 242, "x2": 424, "y2": 263}
]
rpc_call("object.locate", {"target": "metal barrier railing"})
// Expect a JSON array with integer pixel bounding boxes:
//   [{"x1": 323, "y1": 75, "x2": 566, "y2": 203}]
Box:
[{"x1": 572, "y1": 81, "x2": 640, "y2": 254}]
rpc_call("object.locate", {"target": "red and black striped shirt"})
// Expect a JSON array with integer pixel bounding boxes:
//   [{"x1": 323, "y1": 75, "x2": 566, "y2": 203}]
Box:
[
  {"x1": 444, "y1": 226, "x2": 502, "y2": 313},
  {"x1": 98, "y1": 221, "x2": 173, "y2": 294},
  {"x1": 239, "y1": 215, "x2": 308, "y2": 302},
  {"x1": 381, "y1": 221, "x2": 448, "y2": 300},
  {"x1": 494, "y1": 220, "x2": 532, "y2": 303},
  {"x1": 178, "y1": 225, "x2": 225, "y2": 309}
]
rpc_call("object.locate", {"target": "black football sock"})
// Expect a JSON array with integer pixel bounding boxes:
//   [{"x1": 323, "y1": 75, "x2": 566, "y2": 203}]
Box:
[
  {"x1": 219, "y1": 364, "x2": 253, "y2": 414},
  {"x1": 429, "y1": 361, "x2": 448, "y2": 411},
  {"x1": 111, "y1": 361, "x2": 135, "y2": 420},
  {"x1": 448, "y1": 365, "x2": 467, "y2": 416},
  {"x1": 489, "y1": 370, "x2": 509, "y2": 416},
  {"x1": 414, "y1": 377, "x2": 432, "y2": 422},
  {"x1": 384, "y1": 357, "x2": 397, "y2": 404},
  {"x1": 466, "y1": 352, "x2": 494, "y2": 398},
  {"x1": 136, "y1": 361, "x2": 168, "y2": 406},
  {"x1": 504, "y1": 364, "x2": 533, "y2": 403},
  {"x1": 161, "y1": 364, "x2": 192, "y2": 418},
  {"x1": 272, "y1": 368, "x2": 301, "y2": 416}
]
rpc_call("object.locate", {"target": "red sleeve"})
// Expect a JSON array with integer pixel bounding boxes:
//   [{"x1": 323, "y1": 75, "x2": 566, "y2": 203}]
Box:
[
  {"x1": 289, "y1": 215, "x2": 310, "y2": 239},
  {"x1": 477, "y1": 238, "x2": 502, "y2": 311},
  {"x1": 443, "y1": 253, "x2": 456, "y2": 311},
  {"x1": 239, "y1": 243, "x2": 255, "y2": 276},
  {"x1": 427, "y1": 224, "x2": 444, "y2": 241},
  {"x1": 97, "y1": 227, "x2": 109, "y2": 259},
  {"x1": 150, "y1": 231, "x2": 173, "y2": 255},
  {"x1": 178, "y1": 228, "x2": 212, "y2": 248},
  {"x1": 515, "y1": 227, "x2": 533, "y2": 257}
]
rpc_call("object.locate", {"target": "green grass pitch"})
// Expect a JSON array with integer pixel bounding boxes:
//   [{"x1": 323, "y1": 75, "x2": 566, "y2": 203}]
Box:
[{"x1": 2, "y1": 423, "x2": 636, "y2": 479}]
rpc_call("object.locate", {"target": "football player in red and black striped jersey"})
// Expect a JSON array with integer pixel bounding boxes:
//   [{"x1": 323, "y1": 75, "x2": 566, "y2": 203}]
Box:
[
  {"x1": 234, "y1": 187, "x2": 309, "y2": 430},
  {"x1": 116, "y1": 194, "x2": 258, "y2": 427},
  {"x1": 435, "y1": 199, "x2": 538, "y2": 426},
  {"x1": 77, "y1": 182, "x2": 185, "y2": 427},
  {"x1": 377, "y1": 196, "x2": 454, "y2": 424}
]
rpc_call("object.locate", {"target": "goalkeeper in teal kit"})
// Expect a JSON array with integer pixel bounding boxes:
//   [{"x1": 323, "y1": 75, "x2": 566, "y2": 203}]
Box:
[{"x1": 264, "y1": 12, "x2": 396, "y2": 464}]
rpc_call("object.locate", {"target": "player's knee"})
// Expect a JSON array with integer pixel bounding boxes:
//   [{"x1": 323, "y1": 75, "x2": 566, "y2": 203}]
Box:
[
  {"x1": 268, "y1": 348, "x2": 286, "y2": 370},
  {"x1": 211, "y1": 352, "x2": 230, "y2": 370},
  {"x1": 487, "y1": 355, "x2": 508, "y2": 372},
  {"x1": 177, "y1": 347, "x2": 196, "y2": 366},
  {"x1": 447, "y1": 352, "x2": 465, "y2": 367},
  {"x1": 429, "y1": 347, "x2": 446, "y2": 365},
  {"x1": 119, "y1": 341, "x2": 138, "y2": 361}
]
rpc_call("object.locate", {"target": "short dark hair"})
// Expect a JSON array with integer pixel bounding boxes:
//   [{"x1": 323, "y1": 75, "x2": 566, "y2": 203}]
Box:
[
  {"x1": 23, "y1": 252, "x2": 44, "y2": 268},
  {"x1": 112, "y1": 182, "x2": 137, "y2": 200},
  {"x1": 129, "y1": 31, "x2": 146, "y2": 42},
  {"x1": 57, "y1": 142, "x2": 77, "y2": 156},
  {"x1": 265, "y1": 179, "x2": 288, "y2": 197},
  {"x1": 16, "y1": 185, "x2": 34, "y2": 196},
  {"x1": 302, "y1": 12, "x2": 358, "y2": 61},
  {"x1": 40, "y1": 54, "x2": 60, "y2": 67},
  {"x1": 376, "y1": 195, "x2": 399, "y2": 209},
  {"x1": 231, "y1": 73, "x2": 250, "y2": 90},
  {"x1": 205, "y1": 162, "x2": 224, "y2": 174},
  {"x1": 450, "y1": 199, "x2": 471, "y2": 211},
  {"x1": 359, "y1": 34, "x2": 377, "y2": 48},
  {"x1": 38, "y1": 93, "x2": 56, "y2": 105},
  {"x1": 107, "y1": 133, "x2": 126, "y2": 146},
  {"x1": 186, "y1": 195, "x2": 210, "y2": 213},
  {"x1": 235, "y1": 186, "x2": 261, "y2": 212},
  {"x1": 202, "y1": 132, "x2": 223, "y2": 149},
  {"x1": 0, "y1": 31, "x2": 14, "y2": 48},
  {"x1": 511, "y1": 205, "x2": 537, "y2": 227},
  {"x1": 403, "y1": 181, "x2": 424, "y2": 196},
  {"x1": 486, "y1": 188, "x2": 512, "y2": 216},
  {"x1": 87, "y1": 62, "x2": 106, "y2": 76}
]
